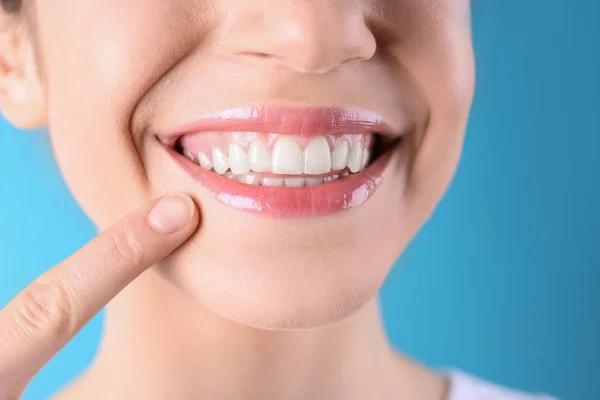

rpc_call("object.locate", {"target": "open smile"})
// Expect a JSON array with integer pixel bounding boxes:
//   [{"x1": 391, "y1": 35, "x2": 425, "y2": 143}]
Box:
[{"x1": 157, "y1": 106, "x2": 404, "y2": 217}]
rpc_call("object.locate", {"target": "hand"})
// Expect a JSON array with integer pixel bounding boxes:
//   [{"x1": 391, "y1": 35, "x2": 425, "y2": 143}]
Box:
[{"x1": 0, "y1": 195, "x2": 199, "y2": 399}]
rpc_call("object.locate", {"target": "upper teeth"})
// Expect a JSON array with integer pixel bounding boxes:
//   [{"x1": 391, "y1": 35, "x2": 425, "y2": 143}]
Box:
[
  {"x1": 198, "y1": 152, "x2": 213, "y2": 170},
  {"x1": 212, "y1": 148, "x2": 229, "y2": 175},
  {"x1": 331, "y1": 140, "x2": 350, "y2": 170},
  {"x1": 228, "y1": 143, "x2": 251, "y2": 175},
  {"x1": 272, "y1": 137, "x2": 304, "y2": 175},
  {"x1": 304, "y1": 136, "x2": 332, "y2": 174},
  {"x1": 347, "y1": 142, "x2": 363, "y2": 173},
  {"x1": 248, "y1": 141, "x2": 271, "y2": 172},
  {"x1": 183, "y1": 134, "x2": 372, "y2": 177}
]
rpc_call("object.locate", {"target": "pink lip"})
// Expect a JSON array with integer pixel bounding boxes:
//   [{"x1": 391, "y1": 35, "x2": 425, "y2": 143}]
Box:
[
  {"x1": 158, "y1": 106, "x2": 398, "y2": 142},
  {"x1": 158, "y1": 106, "x2": 398, "y2": 217}
]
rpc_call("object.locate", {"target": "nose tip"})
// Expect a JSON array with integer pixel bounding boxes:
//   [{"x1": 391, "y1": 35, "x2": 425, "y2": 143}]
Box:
[
  {"x1": 269, "y1": 17, "x2": 376, "y2": 74},
  {"x1": 222, "y1": 2, "x2": 377, "y2": 74}
]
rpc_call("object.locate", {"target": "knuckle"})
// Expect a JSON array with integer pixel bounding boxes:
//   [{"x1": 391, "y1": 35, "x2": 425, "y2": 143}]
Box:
[
  {"x1": 13, "y1": 279, "x2": 75, "y2": 342},
  {"x1": 107, "y1": 228, "x2": 144, "y2": 266}
]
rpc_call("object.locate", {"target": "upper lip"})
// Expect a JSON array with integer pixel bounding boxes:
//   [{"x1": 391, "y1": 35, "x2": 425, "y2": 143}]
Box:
[{"x1": 156, "y1": 105, "x2": 400, "y2": 144}]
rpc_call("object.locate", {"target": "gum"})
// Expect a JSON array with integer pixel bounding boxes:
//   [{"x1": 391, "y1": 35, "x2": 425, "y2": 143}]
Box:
[{"x1": 179, "y1": 132, "x2": 373, "y2": 158}]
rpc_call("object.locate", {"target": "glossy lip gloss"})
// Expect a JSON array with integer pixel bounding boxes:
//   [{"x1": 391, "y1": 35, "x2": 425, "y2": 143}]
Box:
[{"x1": 158, "y1": 106, "x2": 402, "y2": 217}]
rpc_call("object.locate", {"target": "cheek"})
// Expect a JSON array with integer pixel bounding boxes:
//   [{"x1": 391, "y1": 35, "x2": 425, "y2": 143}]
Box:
[
  {"x1": 35, "y1": 3, "x2": 197, "y2": 225},
  {"x1": 46, "y1": 91, "x2": 148, "y2": 227},
  {"x1": 398, "y1": 7, "x2": 476, "y2": 226}
]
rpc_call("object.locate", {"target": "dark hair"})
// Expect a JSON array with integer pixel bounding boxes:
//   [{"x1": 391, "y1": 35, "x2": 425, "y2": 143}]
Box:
[{"x1": 1, "y1": 0, "x2": 21, "y2": 13}]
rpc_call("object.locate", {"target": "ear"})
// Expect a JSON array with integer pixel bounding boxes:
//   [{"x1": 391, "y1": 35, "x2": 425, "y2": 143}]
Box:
[{"x1": 0, "y1": 17, "x2": 46, "y2": 129}]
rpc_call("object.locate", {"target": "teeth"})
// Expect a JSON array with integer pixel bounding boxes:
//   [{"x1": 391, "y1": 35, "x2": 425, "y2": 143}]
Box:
[
  {"x1": 323, "y1": 174, "x2": 340, "y2": 182},
  {"x1": 183, "y1": 148, "x2": 196, "y2": 162},
  {"x1": 228, "y1": 143, "x2": 251, "y2": 175},
  {"x1": 181, "y1": 135, "x2": 372, "y2": 185},
  {"x1": 284, "y1": 177, "x2": 306, "y2": 187},
  {"x1": 272, "y1": 137, "x2": 303, "y2": 175},
  {"x1": 261, "y1": 177, "x2": 285, "y2": 187},
  {"x1": 303, "y1": 136, "x2": 331, "y2": 175},
  {"x1": 249, "y1": 140, "x2": 272, "y2": 172},
  {"x1": 212, "y1": 148, "x2": 229, "y2": 175},
  {"x1": 361, "y1": 148, "x2": 370, "y2": 170},
  {"x1": 331, "y1": 140, "x2": 350, "y2": 171},
  {"x1": 347, "y1": 142, "x2": 363, "y2": 173},
  {"x1": 235, "y1": 173, "x2": 260, "y2": 185},
  {"x1": 198, "y1": 151, "x2": 213, "y2": 170},
  {"x1": 305, "y1": 177, "x2": 324, "y2": 187}
]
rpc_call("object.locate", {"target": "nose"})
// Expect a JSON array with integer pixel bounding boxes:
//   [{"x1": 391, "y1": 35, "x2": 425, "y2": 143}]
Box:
[{"x1": 221, "y1": 0, "x2": 377, "y2": 74}]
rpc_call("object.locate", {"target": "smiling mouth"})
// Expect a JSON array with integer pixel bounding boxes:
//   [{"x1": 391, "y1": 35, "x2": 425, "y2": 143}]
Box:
[{"x1": 157, "y1": 106, "x2": 403, "y2": 217}]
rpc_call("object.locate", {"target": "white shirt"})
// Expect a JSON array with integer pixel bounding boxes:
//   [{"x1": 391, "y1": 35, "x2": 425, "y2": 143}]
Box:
[{"x1": 447, "y1": 371, "x2": 558, "y2": 400}]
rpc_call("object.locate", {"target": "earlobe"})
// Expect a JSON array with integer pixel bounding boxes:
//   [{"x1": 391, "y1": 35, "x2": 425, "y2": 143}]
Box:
[{"x1": 0, "y1": 21, "x2": 46, "y2": 129}]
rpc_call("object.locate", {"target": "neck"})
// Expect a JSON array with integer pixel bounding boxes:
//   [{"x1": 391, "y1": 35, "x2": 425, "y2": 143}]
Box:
[{"x1": 67, "y1": 271, "x2": 446, "y2": 400}]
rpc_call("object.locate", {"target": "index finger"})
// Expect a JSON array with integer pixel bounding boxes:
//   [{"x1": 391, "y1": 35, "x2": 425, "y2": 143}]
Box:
[{"x1": 0, "y1": 194, "x2": 199, "y2": 396}]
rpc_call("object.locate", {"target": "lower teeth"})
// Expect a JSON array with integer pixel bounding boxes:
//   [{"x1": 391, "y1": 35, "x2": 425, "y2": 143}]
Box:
[{"x1": 222, "y1": 171, "x2": 350, "y2": 187}]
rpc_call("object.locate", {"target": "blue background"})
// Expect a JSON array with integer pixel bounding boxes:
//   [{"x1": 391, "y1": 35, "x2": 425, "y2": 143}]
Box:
[{"x1": 1, "y1": 1, "x2": 598, "y2": 399}]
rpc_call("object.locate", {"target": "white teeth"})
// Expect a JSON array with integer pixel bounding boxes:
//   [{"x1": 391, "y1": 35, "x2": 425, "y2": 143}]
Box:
[
  {"x1": 183, "y1": 148, "x2": 196, "y2": 162},
  {"x1": 272, "y1": 137, "x2": 303, "y2": 175},
  {"x1": 261, "y1": 177, "x2": 285, "y2": 187},
  {"x1": 347, "y1": 142, "x2": 363, "y2": 173},
  {"x1": 305, "y1": 177, "x2": 324, "y2": 187},
  {"x1": 361, "y1": 148, "x2": 370, "y2": 170},
  {"x1": 284, "y1": 177, "x2": 306, "y2": 187},
  {"x1": 212, "y1": 148, "x2": 229, "y2": 174},
  {"x1": 248, "y1": 140, "x2": 272, "y2": 172},
  {"x1": 182, "y1": 135, "x2": 372, "y2": 186},
  {"x1": 331, "y1": 140, "x2": 350, "y2": 171},
  {"x1": 323, "y1": 174, "x2": 340, "y2": 182},
  {"x1": 228, "y1": 143, "x2": 251, "y2": 175},
  {"x1": 198, "y1": 151, "x2": 213, "y2": 170},
  {"x1": 235, "y1": 173, "x2": 260, "y2": 185},
  {"x1": 303, "y1": 136, "x2": 331, "y2": 175}
]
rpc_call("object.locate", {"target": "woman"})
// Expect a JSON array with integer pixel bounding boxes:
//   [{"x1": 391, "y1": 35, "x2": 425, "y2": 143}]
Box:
[{"x1": 0, "y1": 0, "x2": 557, "y2": 399}]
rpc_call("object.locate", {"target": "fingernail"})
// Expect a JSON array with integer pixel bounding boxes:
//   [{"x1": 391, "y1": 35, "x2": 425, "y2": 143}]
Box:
[{"x1": 148, "y1": 195, "x2": 194, "y2": 234}]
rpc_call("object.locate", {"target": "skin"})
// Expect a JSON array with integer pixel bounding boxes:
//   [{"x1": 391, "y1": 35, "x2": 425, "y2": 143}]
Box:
[{"x1": 0, "y1": 0, "x2": 475, "y2": 399}]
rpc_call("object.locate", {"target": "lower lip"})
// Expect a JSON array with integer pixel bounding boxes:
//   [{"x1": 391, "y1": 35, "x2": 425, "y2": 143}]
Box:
[{"x1": 167, "y1": 146, "x2": 393, "y2": 218}]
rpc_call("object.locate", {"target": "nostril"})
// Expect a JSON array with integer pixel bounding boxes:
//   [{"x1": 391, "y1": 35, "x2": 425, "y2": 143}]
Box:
[{"x1": 222, "y1": 4, "x2": 376, "y2": 75}]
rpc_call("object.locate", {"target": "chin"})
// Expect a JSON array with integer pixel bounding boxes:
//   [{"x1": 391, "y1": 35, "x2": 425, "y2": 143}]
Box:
[
  {"x1": 152, "y1": 160, "x2": 412, "y2": 330},
  {"x1": 132, "y1": 106, "x2": 416, "y2": 329}
]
